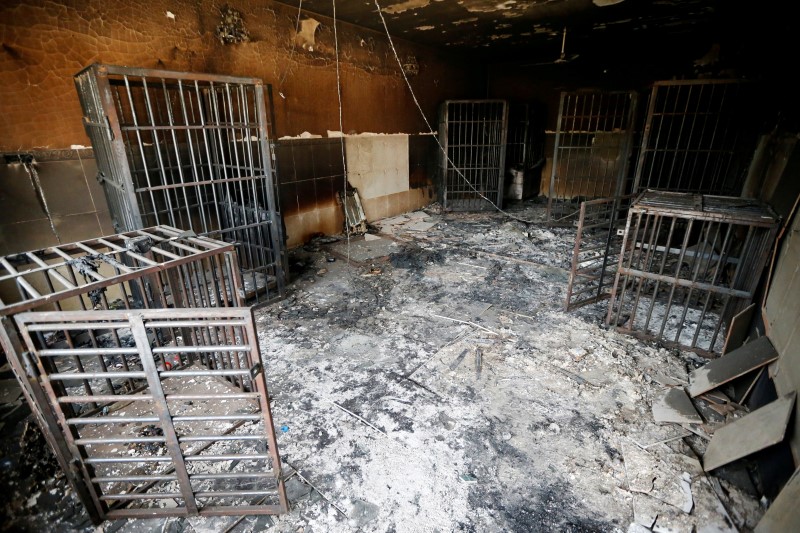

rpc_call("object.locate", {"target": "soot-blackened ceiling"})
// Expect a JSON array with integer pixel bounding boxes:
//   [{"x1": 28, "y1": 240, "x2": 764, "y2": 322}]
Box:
[{"x1": 275, "y1": 0, "x2": 729, "y2": 65}]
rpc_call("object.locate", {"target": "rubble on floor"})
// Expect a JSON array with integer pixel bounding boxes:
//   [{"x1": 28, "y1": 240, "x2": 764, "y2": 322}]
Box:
[{"x1": 1, "y1": 200, "x2": 768, "y2": 532}]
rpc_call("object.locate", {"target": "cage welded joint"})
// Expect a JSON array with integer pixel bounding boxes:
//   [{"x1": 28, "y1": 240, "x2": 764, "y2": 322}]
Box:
[
  {"x1": 606, "y1": 191, "x2": 778, "y2": 356},
  {"x1": 73, "y1": 63, "x2": 285, "y2": 305},
  {"x1": 0, "y1": 227, "x2": 288, "y2": 523}
]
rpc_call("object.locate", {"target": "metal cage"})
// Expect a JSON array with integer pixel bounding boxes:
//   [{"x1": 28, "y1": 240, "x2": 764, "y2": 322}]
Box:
[
  {"x1": 74, "y1": 64, "x2": 285, "y2": 305},
  {"x1": 438, "y1": 100, "x2": 508, "y2": 211},
  {"x1": 606, "y1": 191, "x2": 778, "y2": 355},
  {"x1": 565, "y1": 195, "x2": 633, "y2": 311},
  {"x1": 547, "y1": 90, "x2": 638, "y2": 225},
  {"x1": 632, "y1": 80, "x2": 758, "y2": 196},
  {"x1": 0, "y1": 227, "x2": 287, "y2": 523}
]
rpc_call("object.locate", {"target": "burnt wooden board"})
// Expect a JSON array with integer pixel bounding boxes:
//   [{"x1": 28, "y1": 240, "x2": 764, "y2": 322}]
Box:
[
  {"x1": 703, "y1": 392, "x2": 796, "y2": 472},
  {"x1": 689, "y1": 336, "x2": 778, "y2": 398}
]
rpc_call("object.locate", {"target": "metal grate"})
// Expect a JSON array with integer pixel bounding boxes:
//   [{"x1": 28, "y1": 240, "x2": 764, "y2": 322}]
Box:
[
  {"x1": 74, "y1": 64, "x2": 284, "y2": 305},
  {"x1": 632, "y1": 80, "x2": 757, "y2": 195},
  {"x1": 565, "y1": 196, "x2": 633, "y2": 311},
  {"x1": 547, "y1": 91, "x2": 637, "y2": 225},
  {"x1": 0, "y1": 227, "x2": 290, "y2": 524},
  {"x1": 438, "y1": 100, "x2": 508, "y2": 211},
  {"x1": 606, "y1": 191, "x2": 778, "y2": 355},
  {"x1": 14, "y1": 308, "x2": 288, "y2": 520}
]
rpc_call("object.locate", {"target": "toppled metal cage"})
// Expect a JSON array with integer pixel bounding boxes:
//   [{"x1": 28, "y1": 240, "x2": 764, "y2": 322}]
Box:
[
  {"x1": 74, "y1": 64, "x2": 284, "y2": 305},
  {"x1": 0, "y1": 227, "x2": 287, "y2": 523},
  {"x1": 632, "y1": 80, "x2": 758, "y2": 195},
  {"x1": 606, "y1": 191, "x2": 779, "y2": 355},
  {"x1": 547, "y1": 90, "x2": 638, "y2": 225},
  {"x1": 439, "y1": 100, "x2": 508, "y2": 211}
]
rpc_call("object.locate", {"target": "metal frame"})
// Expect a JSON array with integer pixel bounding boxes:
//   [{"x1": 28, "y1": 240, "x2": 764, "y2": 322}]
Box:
[
  {"x1": 547, "y1": 90, "x2": 637, "y2": 225},
  {"x1": 14, "y1": 308, "x2": 288, "y2": 520},
  {"x1": 74, "y1": 64, "x2": 284, "y2": 305},
  {"x1": 606, "y1": 191, "x2": 778, "y2": 355},
  {"x1": 438, "y1": 100, "x2": 508, "y2": 211},
  {"x1": 0, "y1": 226, "x2": 288, "y2": 523},
  {"x1": 632, "y1": 80, "x2": 756, "y2": 196},
  {"x1": 565, "y1": 195, "x2": 633, "y2": 311}
]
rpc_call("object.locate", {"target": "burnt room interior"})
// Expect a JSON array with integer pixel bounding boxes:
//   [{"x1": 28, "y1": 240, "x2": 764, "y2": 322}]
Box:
[{"x1": 2, "y1": 0, "x2": 800, "y2": 531}]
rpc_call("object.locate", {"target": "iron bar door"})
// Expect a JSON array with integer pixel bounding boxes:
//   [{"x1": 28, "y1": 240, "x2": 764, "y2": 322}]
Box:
[{"x1": 74, "y1": 64, "x2": 285, "y2": 304}]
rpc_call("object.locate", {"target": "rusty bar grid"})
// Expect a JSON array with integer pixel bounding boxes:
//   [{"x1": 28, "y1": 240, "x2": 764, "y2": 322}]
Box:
[
  {"x1": 547, "y1": 90, "x2": 638, "y2": 225},
  {"x1": 0, "y1": 226, "x2": 259, "y2": 524},
  {"x1": 438, "y1": 100, "x2": 508, "y2": 211},
  {"x1": 74, "y1": 63, "x2": 284, "y2": 305},
  {"x1": 565, "y1": 195, "x2": 634, "y2": 311},
  {"x1": 632, "y1": 80, "x2": 758, "y2": 196},
  {"x1": 606, "y1": 191, "x2": 778, "y2": 356},
  {"x1": 13, "y1": 308, "x2": 288, "y2": 520}
]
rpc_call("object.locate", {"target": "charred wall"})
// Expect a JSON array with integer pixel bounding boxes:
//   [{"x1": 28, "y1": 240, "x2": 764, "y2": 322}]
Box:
[{"x1": 0, "y1": 0, "x2": 482, "y2": 253}]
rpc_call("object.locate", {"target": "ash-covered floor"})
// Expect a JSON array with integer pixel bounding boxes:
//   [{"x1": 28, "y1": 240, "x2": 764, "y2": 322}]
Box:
[{"x1": 2, "y1": 200, "x2": 764, "y2": 532}]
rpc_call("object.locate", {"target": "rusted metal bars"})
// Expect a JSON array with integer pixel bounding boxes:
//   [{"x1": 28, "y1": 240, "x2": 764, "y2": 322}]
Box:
[
  {"x1": 547, "y1": 90, "x2": 637, "y2": 225},
  {"x1": 74, "y1": 64, "x2": 285, "y2": 305},
  {"x1": 438, "y1": 100, "x2": 509, "y2": 211},
  {"x1": 13, "y1": 308, "x2": 288, "y2": 520},
  {"x1": 606, "y1": 191, "x2": 778, "y2": 355},
  {"x1": 632, "y1": 80, "x2": 755, "y2": 196},
  {"x1": 565, "y1": 195, "x2": 634, "y2": 311}
]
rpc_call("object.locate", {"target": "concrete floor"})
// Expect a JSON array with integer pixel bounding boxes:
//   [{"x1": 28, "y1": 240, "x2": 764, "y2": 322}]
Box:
[{"x1": 2, "y1": 201, "x2": 764, "y2": 532}]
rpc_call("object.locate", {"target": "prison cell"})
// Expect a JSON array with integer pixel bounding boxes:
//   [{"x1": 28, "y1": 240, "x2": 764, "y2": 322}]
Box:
[
  {"x1": 0, "y1": 227, "x2": 287, "y2": 523},
  {"x1": 547, "y1": 90, "x2": 638, "y2": 225},
  {"x1": 606, "y1": 191, "x2": 778, "y2": 355},
  {"x1": 632, "y1": 80, "x2": 758, "y2": 195},
  {"x1": 74, "y1": 64, "x2": 285, "y2": 305},
  {"x1": 438, "y1": 100, "x2": 508, "y2": 211},
  {"x1": 565, "y1": 195, "x2": 633, "y2": 311}
]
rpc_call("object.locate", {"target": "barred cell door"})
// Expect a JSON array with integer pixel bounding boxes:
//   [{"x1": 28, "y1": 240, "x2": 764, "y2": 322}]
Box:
[
  {"x1": 14, "y1": 308, "x2": 288, "y2": 521},
  {"x1": 438, "y1": 100, "x2": 508, "y2": 211}
]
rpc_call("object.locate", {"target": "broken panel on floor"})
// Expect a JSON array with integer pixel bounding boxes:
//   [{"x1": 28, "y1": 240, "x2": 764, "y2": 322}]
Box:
[
  {"x1": 606, "y1": 191, "x2": 778, "y2": 355},
  {"x1": 547, "y1": 90, "x2": 637, "y2": 225},
  {"x1": 13, "y1": 308, "x2": 288, "y2": 520},
  {"x1": 74, "y1": 64, "x2": 284, "y2": 304},
  {"x1": 439, "y1": 100, "x2": 508, "y2": 211},
  {"x1": 632, "y1": 80, "x2": 758, "y2": 195},
  {"x1": 565, "y1": 195, "x2": 633, "y2": 311}
]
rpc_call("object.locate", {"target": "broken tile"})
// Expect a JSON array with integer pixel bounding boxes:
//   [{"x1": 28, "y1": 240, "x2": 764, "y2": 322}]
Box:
[{"x1": 652, "y1": 388, "x2": 702, "y2": 424}]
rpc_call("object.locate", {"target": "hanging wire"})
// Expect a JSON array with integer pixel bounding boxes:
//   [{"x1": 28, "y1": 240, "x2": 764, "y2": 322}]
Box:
[
  {"x1": 373, "y1": 0, "x2": 537, "y2": 225},
  {"x1": 277, "y1": 0, "x2": 304, "y2": 96},
  {"x1": 332, "y1": 0, "x2": 351, "y2": 262}
]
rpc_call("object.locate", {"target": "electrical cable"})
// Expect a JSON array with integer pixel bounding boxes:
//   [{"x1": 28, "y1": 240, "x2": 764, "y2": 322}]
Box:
[
  {"x1": 373, "y1": 0, "x2": 538, "y2": 226},
  {"x1": 332, "y1": 0, "x2": 351, "y2": 263}
]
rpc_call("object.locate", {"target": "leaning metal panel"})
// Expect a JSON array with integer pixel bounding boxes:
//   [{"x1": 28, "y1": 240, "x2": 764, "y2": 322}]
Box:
[
  {"x1": 565, "y1": 195, "x2": 633, "y2": 311},
  {"x1": 0, "y1": 226, "x2": 246, "y2": 525},
  {"x1": 547, "y1": 91, "x2": 637, "y2": 225},
  {"x1": 74, "y1": 64, "x2": 285, "y2": 304},
  {"x1": 439, "y1": 100, "x2": 508, "y2": 211},
  {"x1": 606, "y1": 191, "x2": 778, "y2": 355},
  {"x1": 632, "y1": 80, "x2": 757, "y2": 196},
  {"x1": 14, "y1": 308, "x2": 288, "y2": 520}
]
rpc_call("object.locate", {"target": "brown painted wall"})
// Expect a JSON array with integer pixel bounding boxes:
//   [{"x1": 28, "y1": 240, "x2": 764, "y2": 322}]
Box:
[
  {"x1": 0, "y1": 0, "x2": 482, "y2": 252},
  {"x1": 1, "y1": 0, "x2": 481, "y2": 150}
]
